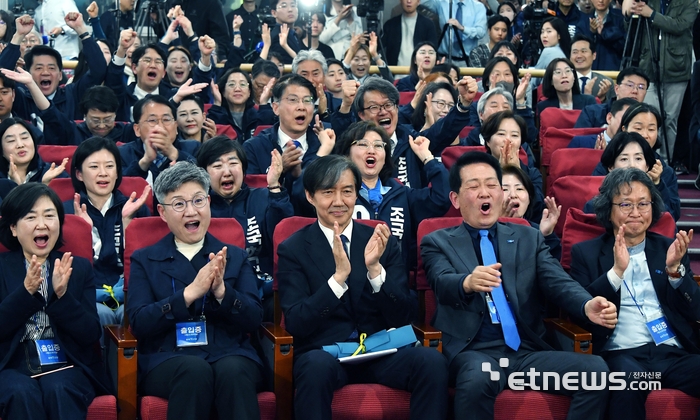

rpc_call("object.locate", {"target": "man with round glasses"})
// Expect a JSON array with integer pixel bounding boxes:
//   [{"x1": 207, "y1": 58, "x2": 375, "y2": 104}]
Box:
[{"x1": 119, "y1": 95, "x2": 200, "y2": 183}]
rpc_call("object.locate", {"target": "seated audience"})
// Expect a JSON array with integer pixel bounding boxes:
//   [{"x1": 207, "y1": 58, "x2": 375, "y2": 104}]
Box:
[
  {"x1": 176, "y1": 95, "x2": 217, "y2": 143},
  {"x1": 537, "y1": 58, "x2": 597, "y2": 114},
  {"x1": 396, "y1": 42, "x2": 439, "y2": 92},
  {"x1": 469, "y1": 16, "x2": 510, "y2": 68},
  {"x1": 277, "y1": 155, "x2": 449, "y2": 420},
  {"x1": 570, "y1": 167, "x2": 700, "y2": 420},
  {"x1": 208, "y1": 68, "x2": 261, "y2": 142},
  {"x1": 127, "y1": 161, "x2": 263, "y2": 420},
  {"x1": 66, "y1": 137, "x2": 150, "y2": 327},
  {"x1": 0, "y1": 183, "x2": 110, "y2": 419},
  {"x1": 196, "y1": 136, "x2": 293, "y2": 320},
  {"x1": 431, "y1": 62, "x2": 461, "y2": 86},
  {"x1": 250, "y1": 59, "x2": 281, "y2": 124},
  {"x1": 324, "y1": 58, "x2": 346, "y2": 112},
  {"x1": 569, "y1": 97, "x2": 636, "y2": 148},
  {"x1": 292, "y1": 50, "x2": 337, "y2": 119},
  {"x1": 411, "y1": 82, "x2": 458, "y2": 134},
  {"x1": 420, "y1": 151, "x2": 616, "y2": 420},
  {"x1": 489, "y1": 41, "x2": 521, "y2": 68},
  {"x1": 165, "y1": 46, "x2": 194, "y2": 89}
]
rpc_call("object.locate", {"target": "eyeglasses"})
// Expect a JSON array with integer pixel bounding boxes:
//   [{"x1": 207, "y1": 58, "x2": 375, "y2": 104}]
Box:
[
  {"x1": 620, "y1": 82, "x2": 647, "y2": 91},
  {"x1": 87, "y1": 116, "x2": 116, "y2": 126},
  {"x1": 552, "y1": 68, "x2": 574, "y2": 77},
  {"x1": 351, "y1": 140, "x2": 385, "y2": 150},
  {"x1": 139, "y1": 57, "x2": 165, "y2": 66},
  {"x1": 431, "y1": 100, "x2": 455, "y2": 111},
  {"x1": 226, "y1": 82, "x2": 250, "y2": 89},
  {"x1": 280, "y1": 95, "x2": 315, "y2": 106},
  {"x1": 162, "y1": 193, "x2": 208, "y2": 212},
  {"x1": 276, "y1": 2, "x2": 297, "y2": 9},
  {"x1": 612, "y1": 201, "x2": 653, "y2": 214},
  {"x1": 141, "y1": 116, "x2": 175, "y2": 126},
  {"x1": 363, "y1": 102, "x2": 396, "y2": 115}
]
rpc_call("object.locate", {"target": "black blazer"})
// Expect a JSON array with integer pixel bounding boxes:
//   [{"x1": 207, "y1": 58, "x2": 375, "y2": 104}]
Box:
[
  {"x1": 0, "y1": 251, "x2": 110, "y2": 394},
  {"x1": 536, "y1": 94, "x2": 598, "y2": 115},
  {"x1": 382, "y1": 14, "x2": 439, "y2": 66},
  {"x1": 277, "y1": 222, "x2": 415, "y2": 356},
  {"x1": 570, "y1": 232, "x2": 700, "y2": 354}
]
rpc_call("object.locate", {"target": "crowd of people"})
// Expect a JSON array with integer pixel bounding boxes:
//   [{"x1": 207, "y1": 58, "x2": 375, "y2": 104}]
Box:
[{"x1": 0, "y1": 0, "x2": 698, "y2": 419}]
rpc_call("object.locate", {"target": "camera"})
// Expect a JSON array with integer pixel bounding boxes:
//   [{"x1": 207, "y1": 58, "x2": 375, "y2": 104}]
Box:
[
  {"x1": 256, "y1": 4, "x2": 278, "y2": 28},
  {"x1": 357, "y1": 0, "x2": 383, "y2": 34},
  {"x1": 522, "y1": 0, "x2": 554, "y2": 65}
]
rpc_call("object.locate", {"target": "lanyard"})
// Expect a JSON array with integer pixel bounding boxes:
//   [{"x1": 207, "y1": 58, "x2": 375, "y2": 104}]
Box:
[
  {"x1": 622, "y1": 279, "x2": 646, "y2": 318},
  {"x1": 172, "y1": 278, "x2": 206, "y2": 316}
]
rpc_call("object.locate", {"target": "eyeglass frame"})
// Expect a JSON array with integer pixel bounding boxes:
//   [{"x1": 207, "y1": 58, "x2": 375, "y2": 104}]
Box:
[
  {"x1": 276, "y1": 2, "x2": 298, "y2": 9},
  {"x1": 87, "y1": 116, "x2": 117, "y2": 127},
  {"x1": 138, "y1": 57, "x2": 166, "y2": 66},
  {"x1": 161, "y1": 193, "x2": 209, "y2": 212},
  {"x1": 619, "y1": 81, "x2": 648, "y2": 91},
  {"x1": 226, "y1": 81, "x2": 250, "y2": 89},
  {"x1": 552, "y1": 68, "x2": 574, "y2": 77},
  {"x1": 277, "y1": 95, "x2": 315, "y2": 106},
  {"x1": 362, "y1": 102, "x2": 397, "y2": 115},
  {"x1": 611, "y1": 201, "x2": 653, "y2": 214},
  {"x1": 431, "y1": 100, "x2": 455, "y2": 111},
  {"x1": 140, "y1": 116, "x2": 176, "y2": 127},
  {"x1": 351, "y1": 139, "x2": 386, "y2": 150}
]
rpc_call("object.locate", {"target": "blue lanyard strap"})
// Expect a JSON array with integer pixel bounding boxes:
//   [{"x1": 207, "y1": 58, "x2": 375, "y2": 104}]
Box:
[
  {"x1": 172, "y1": 278, "x2": 206, "y2": 316},
  {"x1": 622, "y1": 279, "x2": 646, "y2": 318}
]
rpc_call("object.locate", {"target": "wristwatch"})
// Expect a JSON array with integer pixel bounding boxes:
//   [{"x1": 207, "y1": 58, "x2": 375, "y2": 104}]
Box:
[{"x1": 666, "y1": 265, "x2": 685, "y2": 278}]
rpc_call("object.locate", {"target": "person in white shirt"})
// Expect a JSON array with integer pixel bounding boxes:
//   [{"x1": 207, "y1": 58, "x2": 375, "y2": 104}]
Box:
[
  {"x1": 319, "y1": 0, "x2": 364, "y2": 60},
  {"x1": 33, "y1": 0, "x2": 81, "y2": 59},
  {"x1": 381, "y1": 0, "x2": 439, "y2": 66}
]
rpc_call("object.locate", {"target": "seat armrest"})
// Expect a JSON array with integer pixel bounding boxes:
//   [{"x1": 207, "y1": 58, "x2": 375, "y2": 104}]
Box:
[
  {"x1": 259, "y1": 323, "x2": 293, "y2": 420},
  {"x1": 544, "y1": 318, "x2": 592, "y2": 354},
  {"x1": 412, "y1": 323, "x2": 442, "y2": 352},
  {"x1": 105, "y1": 325, "x2": 137, "y2": 420}
]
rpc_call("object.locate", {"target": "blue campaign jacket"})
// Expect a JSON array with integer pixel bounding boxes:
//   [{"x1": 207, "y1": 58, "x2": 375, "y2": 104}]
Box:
[
  {"x1": 0, "y1": 251, "x2": 111, "y2": 395},
  {"x1": 126, "y1": 232, "x2": 263, "y2": 379},
  {"x1": 64, "y1": 191, "x2": 150, "y2": 289},
  {"x1": 119, "y1": 137, "x2": 200, "y2": 179},
  {"x1": 206, "y1": 104, "x2": 260, "y2": 142},
  {"x1": 466, "y1": 102, "x2": 539, "y2": 145},
  {"x1": 591, "y1": 158, "x2": 681, "y2": 221},
  {"x1": 209, "y1": 184, "x2": 294, "y2": 284},
  {"x1": 40, "y1": 103, "x2": 138, "y2": 145},
  {"x1": 575, "y1": 9, "x2": 625, "y2": 71},
  {"x1": 574, "y1": 101, "x2": 611, "y2": 128},
  {"x1": 0, "y1": 40, "x2": 107, "y2": 120},
  {"x1": 396, "y1": 74, "x2": 419, "y2": 92}
]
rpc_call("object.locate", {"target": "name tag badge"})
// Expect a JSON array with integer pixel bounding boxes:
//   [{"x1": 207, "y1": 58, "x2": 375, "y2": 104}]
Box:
[
  {"x1": 485, "y1": 294, "x2": 500, "y2": 324},
  {"x1": 646, "y1": 315, "x2": 676, "y2": 345},
  {"x1": 176, "y1": 317, "x2": 208, "y2": 347},
  {"x1": 35, "y1": 339, "x2": 67, "y2": 365}
]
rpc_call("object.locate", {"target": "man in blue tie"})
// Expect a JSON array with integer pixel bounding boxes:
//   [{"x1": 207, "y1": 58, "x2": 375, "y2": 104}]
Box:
[
  {"x1": 423, "y1": 0, "x2": 487, "y2": 64},
  {"x1": 420, "y1": 151, "x2": 618, "y2": 420}
]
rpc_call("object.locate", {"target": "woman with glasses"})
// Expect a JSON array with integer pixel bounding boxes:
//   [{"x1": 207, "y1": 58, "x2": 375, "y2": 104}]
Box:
[
  {"x1": 330, "y1": 120, "x2": 450, "y2": 271},
  {"x1": 127, "y1": 161, "x2": 264, "y2": 420},
  {"x1": 537, "y1": 58, "x2": 596, "y2": 114},
  {"x1": 342, "y1": 32, "x2": 394, "y2": 84},
  {"x1": 208, "y1": 68, "x2": 260, "y2": 142},
  {"x1": 396, "y1": 42, "x2": 439, "y2": 92},
  {"x1": 410, "y1": 82, "x2": 458, "y2": 136}
]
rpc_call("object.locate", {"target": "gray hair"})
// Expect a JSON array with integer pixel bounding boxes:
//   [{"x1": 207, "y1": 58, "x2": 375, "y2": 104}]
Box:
[
  {"x1": 591, "y1": 167, "x2": 665, "y2": 233},
  {"x1": 354, "y1": 78, "x2": 400, "y2": 114},
  {"x1": 292, "y1": 50, "x2": 328, "y2": 75},
  {"x1": 477, "y1": 87, "x2": 514, "y2": 116},
  {"x1": 153, "y1": 161, "x2": 211, "y2": 203}
]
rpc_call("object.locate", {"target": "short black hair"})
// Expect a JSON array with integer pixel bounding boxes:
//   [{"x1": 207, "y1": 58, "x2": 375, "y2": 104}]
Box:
[
  {"x1": 252, "y1": 59, "x2": 282, "y2": 80},
  {"x1": 481, "y1": 110, "x2": 528, "y2": 155},
  {"x1": 0, "y1": 74, "x2": 16, "y2": 90},
  {"x1": 0, "y1": 118, "x2": 40, "y2": 176},
  {"x1": 610, "y1": 97, "x2": 638, "y2": 116},
  {"x1": 196, "y1": 136, "x2": 248, "y2": 175},
  {"x1": 25, "y1": 45, "x2": 63, "y2": 71},
  {"x1": 541, "y1": 17, "x2": 571, "y2": 57},
  {"x1": 482, "y1": 57, "x2": 519, "y2": 93},
  {"x1": 488, "y1": 41, "x2": 521, "y2": 69},
  {"x1": 133, "y1": 94, "x2": 176, "y2": 124},
  {"x1": 326, "y1": 58, "x2": 344, "y2": 70},
  {"x1": 543, "y1": 58, "x2": 580, "y2": 100},
  {"x1": 449, "y1": 152, "x2": 502, "y2": 193},
  {"x1": 616, "y1": 66, "x2": 650, "y2": 87},
  {"x1": 80, "y1": 86, "x2": 119, "y2": 115},
  {"x1": 271, "y1": 73, "x2": 317, "y2": 102},
  {"x1": 620, "y1": 102, "x2": 663, "y2": 149},
  {"x1": 303, "y1": 155, "x2": 362, "y2": 196},
  {"x1": 71, "y1": 137, "x2": 123, "y2": 193},
  {"x1": 131, "y1": 44, "x2": 167, "y2": 68},
  {"x1": 600, "y1": 131, "x2": 656, "y2": 172},
  {"x1": 408, "y1": 41, "x2": 437, "y2": 79},
  {"x1": 0, "y1": 183, "x2": 65, "y2": 251},
  {"x1": 177, "y1": 95, "x2": 204, "y2": 112},
  {"x1": 502, "y1": 164, "x2": 536, "y2": 220},
  {"x1": 218, "y1": 68, "x2": 255, "y2": 110},
  {"x1": 431, "y1": 63, "x2": 460, "y2": 79},
  {"x1": 488, "y1": 14, "x2": 511, "y2": 31},
  {"x1": 355, "y1": 78, "x2": 400, "y2": 114},
  {"x1": 333, "y1": 121, "x2": 394, "y2": 183},
  {"x1": 571, "y1": 34, "x2": 596, "y2": 53}
]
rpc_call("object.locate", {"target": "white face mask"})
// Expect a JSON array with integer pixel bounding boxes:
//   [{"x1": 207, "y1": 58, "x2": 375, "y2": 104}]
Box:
[{"x1": 501, "y1": 10, "x2": 515, "y2": 21}]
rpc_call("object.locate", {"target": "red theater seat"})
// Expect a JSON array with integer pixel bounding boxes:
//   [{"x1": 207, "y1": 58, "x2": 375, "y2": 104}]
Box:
[
  {"x1": 37, "y1": 145, "x2": 77, "y2": 173},
  {"x1": 546, "y1": 148, "x2": 603, "y2": 192},
  {"x1": 538, "y1": 109, "x2": 582, "y2": 143},
  {"x1": 540, "y1": 127, "x2": 605, "y2": 168},
  {"x1": 549, "y1": 175, "x2": 604, "y2": 237},
  {"x1": 254, "y1": 125, "x2": 273, "y2": 137}
]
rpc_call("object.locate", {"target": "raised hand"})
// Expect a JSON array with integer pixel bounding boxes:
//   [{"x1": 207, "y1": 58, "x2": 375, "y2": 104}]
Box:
[
  {"x1": 64, "y1": 12, "x2": 87, "y2": 33},
  {"x1": 267, "y1": 149, "x2": 284, "y2": 187},
  {"x1": 666, "y1": 229, "x2": 693, "y2": 272},
  {"x1": 332, "y1": 221, "x2": 351, "y2": 285},
  {"x1": 423, "y1": 92, "x2": 436, "y2": 129},
  {"x1": 1, "y1": 67, "x2": 34, "y2": 86},
  {"x1": 232, "y1": 15, "x2": 243, "y2": 32},
  {"x1": 315, "y1": 114, "x2": 336, "y2": 157},
  {"x1": 185, "y1": 260, "x2": 216, "y2": 305},
  {"x1": 7, "y1": 155, "x2": 21, "y2": 185},
  {"x1": 52, "y1": 252, "x2": 74, "y2": 299},
  {"x1": 594, "y1": 133, "x2": 607, "y2": 150},
  {"x1": 411, "y1": 80, "x2": 427, "y2": 108},
  {"x1": 73, "y1": 193, "x2": 94, "y2": 228},
  {"x1": 162, "y1": 18, "x2": 179, "y2": 44},
  {"x1": 539, "y1": 196, "x2": 561, "y2": 236},
  {"x1": 456, "y1": 76, "x2": 478, "y2": 107},
  {"x1": 86, "y1": 1, "x2": 99, "y2": 19},
  {"x1": 198, "y1": 35, "x2": 216, "y2": 57},
  {"x1": 340, "y1": 80, "x2": 360, "y2": 113},
  {"x1": 316, "y1": 83, "x2": 327, "y2": 114},
  {"x1": 612, "y1": 225, "x2": 629, "y2": 278},
  {"x1": 584, "y1": 296, "x2": 618, "y2": 328},
  {"x1": 279, "y1": 24, "x2": 289, "y2": 48},
  {"x1": 41, "y1": 158, "x2": 68, "y2": 185},
  {"x1": 281, "y1": 140, "x2": 303, "y2": 178},
  {"x1": 502, "y1": 196, "x2": 519, "y2": 217},
  {"x1": 15, "y1": 15, "x2": 35, "y2": 37},
  {"x1": 498, "y1": 139, "x2": 518, "y2": 167},
  {"x1": 596, "y1": 78, "x2": 612, "y2": 100},
  {"x1": 261, "y1": 23, "x2": 271, "y2": 46},
  {"x1": 118, "y1": 29, "x2": 138, "y2": 53},
  {"x1": 209, "y1": 247, "x2": 228, "y2": 300},
  {"x1": 368, "y1": 31, "x2": 378, "y2": 57},
  {"x1": 259, "y1": 77, "x2": 275, "y2": 104},
  {"x1": 173, "y1": 78, "x2": 208, "y2": 103},
  {"x1": 24, "y1": 254, "x2": 43, "y2": 294},
  {"x1": 515, "y1": 73, "x2": 531, "y2": 103},
  {"x1": 647, "y1": 159, "x2": 663, "y2": 185},
  {"x1": 364, "y1": 223, "x2": 390, "y2": 277},
  {"x1": 176, "y1": 15, "x2": 194, "y2": 37},
  {"x1": 409, "y1": 135, "x2": 433, "y2": 163},
  {"x1": 210, "y1": 79, "x2": 222, "y2": 105},
  {"x1": 202, "y1": 118, "x2": 217, "y2": 141},
  {"x1": 122, "y1": 185, "x2": 152, "y2": 220},
  {"x1": 463, "y1": 263, "x2": 502, "y2": 293}
]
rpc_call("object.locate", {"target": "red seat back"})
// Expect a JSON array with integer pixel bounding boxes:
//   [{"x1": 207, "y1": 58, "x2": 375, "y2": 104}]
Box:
[
  {"x1": 399, "y1": 91, "x2": 415, "y2": 105},
  {"x1": 37, "y1": 145, "x2": 77, "y2": 174},
  {"x1": 540, "y1": 127, "x2": 605, "y2": 168},
  {"x1": 123, "y1": 217, "x2": 244, "y2": 291},
  {"x1": 203, "y1": 103, "x2": 212, "y2": 113},
  {"x1": 215, "y1": 124, "x2": 238, "y2": 140},
  {"x1": 547, "y1": 148, "x2": 604, "y2": 192},
  {"x1": 459, "y1": 126, "x2": 475, "y2": 140},
  {"x1": 49, "y1": 177, "x2": 154, "y2": 214},
  {"x1": 549, "y1": 176, "x2": 604, "y2": 237},
  {"x1": 441, "y1": 146, "x2": 528, "y2": 170},
  {"x1": 0, "y1": 214, "x2": 93, "y2": 262},
  {"x1": 538, "y1": 109, "x2": 582, "y2": 144},
  {"x1": 244, "y1": 174, "x2": 268, "y2": 189},
  {"x1": 253, "y1": 125, "x2": 273, "y2": 137}
]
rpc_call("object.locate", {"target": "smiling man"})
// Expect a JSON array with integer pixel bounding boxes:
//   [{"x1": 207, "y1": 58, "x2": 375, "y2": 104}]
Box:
[
  {"x1": 574, "y1": 0, "x2": 625, "y2": 71},
  {"x1": 421, "y1": 151, "x2": 618, "y2": 420},
  {"x1": 569, "y1": 35, "x2": 614, "y2": 102},
  {"x1": 292, "y1": 50, "x2": 337, "y2": 120}
]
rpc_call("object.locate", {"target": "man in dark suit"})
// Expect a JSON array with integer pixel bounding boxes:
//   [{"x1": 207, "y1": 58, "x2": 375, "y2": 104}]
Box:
[
  {"x1": 570, "y1": 168, "x2": 700, "y2": 420},
  {"x1": 570, "y1": 35, "x2": 614, "y2": 102},
  {"x1": 382, "y1": 0, "x2": 439, "y2": 66},
  {"x1": 277, "y1": 155, "x2": 449, "y2": 420},
  {"x1": 568, "y1": 97, "x2": 635, "y2": 148},
  {"x1": 421, "y1": 151, "x2": 618, "y2": 420}
]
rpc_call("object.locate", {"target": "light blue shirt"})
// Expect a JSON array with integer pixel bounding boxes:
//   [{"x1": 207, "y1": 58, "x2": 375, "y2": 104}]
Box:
[{"x1": 423, "y1": 0, "x2": 487, "y2": 57}]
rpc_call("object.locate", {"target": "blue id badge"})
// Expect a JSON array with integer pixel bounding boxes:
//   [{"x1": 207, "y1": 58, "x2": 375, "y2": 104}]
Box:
[
  {"x1": 646, "y1": 316, "x2": 676, "y2": 345},
  {"x1": 176, "y1": 317, "x2": 208, "y2": 347},
  {"x1": 485, "y1": 294, "x2": 501, "y2": 324},
  {"x1": 35, "y1": 339, "x2": 67, "y2": 365}
]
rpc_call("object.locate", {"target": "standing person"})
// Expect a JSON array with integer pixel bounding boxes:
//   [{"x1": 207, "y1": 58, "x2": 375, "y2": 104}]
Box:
[
  {"x1": 423, "y1": 0, "x2": 488, "y2": 64},
  {"x1": 395, "y1": 42, "x2": 439, "y2": 92},
  {"x1": 574, "y1": 0, "x2": 625, "y2": 71},
  {"x1": 569, "y1": 35, "x2": 614, "y2": 102},
  {"x1": 99, "y1": 0, "x2": 136, "y2": 49},
  {"x1": 382, "y1": 0, "x2": 439, "y2": 66},
  {"x1": 226, "y1": 0, "x2": 259, "y2": 56},
  {"x1": 33, "y1": 0, "x2": 80, "y2": 59},
  {"x1": 269, "y1": 0, "x2": 303, "y2": 64},
  {"x1": 208, "y1": 68, "x2": 260, "y2": 142},
  {"x1": 531, "y1": 17, "x2": 570, "y2": 87},
  {"x1": 621, "y1": 0, "x2": 698, "y2": 171},
  {"x1": 302, "y1": 13, "x2": 336, "y2": 60},
  {"x1": 319, "y1": 0, "x2": 364, "y2": 60},
  {"x1": 537, "y1": 58, "x2": 597, "y2": 114},
  {"x1": 555, "y1": 0, "x2": 582, "y2": 36},
  {"x1": 174, "y1": 0, "x2": 230, "y2": 57}
]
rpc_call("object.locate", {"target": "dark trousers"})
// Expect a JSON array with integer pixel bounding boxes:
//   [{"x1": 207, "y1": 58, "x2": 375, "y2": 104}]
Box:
[
  {"x1": 603, "y1": 343, "x2": 700, "y2": 420},
  {"x1": 293, "y1": 347, "x2": 449, "y2": 420},
  {"x1": 0, "y1": 343, "x2": 95, "y2": 420},
  {"x1": 141, "y1": 355, "x2": 263, "y2": 420},
  {"x1": 450, "y1": 347, "x2": 609, "y2": 420}
]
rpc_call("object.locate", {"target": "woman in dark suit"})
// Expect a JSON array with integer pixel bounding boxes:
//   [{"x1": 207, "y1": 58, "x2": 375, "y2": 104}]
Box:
[
  {"x1": 126, "y1": 161, "x2": 263, "y2": 420},
  {"x1": 537, "y1": 58, "x2": 597, "y2": 115},
  {"x1": 0, "y1": 183, "x2": 109, "y2": 419}
]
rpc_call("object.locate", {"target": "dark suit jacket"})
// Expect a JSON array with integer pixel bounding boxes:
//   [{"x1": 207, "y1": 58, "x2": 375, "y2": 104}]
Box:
[
  {"x1": 570, "y1": 232, "x2": 700, "y2": 354},
  {"x1": 126, "y1": 233, "x2": 263, "y2": 378},
  {"x1": 277, "y1": 222, "x2": 415, "y2": 356},
  {"x1": 421, "y1": 222, "x2": 593, "y2": 365},
  {"x1": 536, "y1": 94, "x2": 598, "y2": 115},
  {"x1": 568, "y1": 133, "x2": 597, "y2": 148},
  {"x1": 689, "y1": 60, "x2": 700, "y2": 144},
  {"x1": 0, "y1": 251, "x2": 110, "y2": 394},
  {"x1": 382, "y1": 14, "x2": 439, "y2": 66}
]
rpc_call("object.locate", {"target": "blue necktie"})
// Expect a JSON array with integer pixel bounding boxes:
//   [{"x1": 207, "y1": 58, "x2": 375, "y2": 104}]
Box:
[
  {"x1": 479, "y1": 230, "x2": 521, "y2": 351},
  {"x1": 580, "y1": 76, "x2": 589, "y2": 93},
  {"x1": 340, "y1": 234, "x2": 350, "y2": 260},
  {"x1": 454, "y1": 2, "x2": 463, "y2": 50}
]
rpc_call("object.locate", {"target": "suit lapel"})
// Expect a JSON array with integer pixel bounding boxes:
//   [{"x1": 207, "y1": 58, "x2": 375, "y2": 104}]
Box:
[
  {"x1": 155, "y1": 237, "x2": 199, "y2": 287},
  {"x1": 644, "y1": 235, "x2": 670, "y2": 305},
  {"x1": 348, "y1": 223, "x2": 372, "y2": 306},
  {"x1": 304, "y1": 222, "x2": 337, "y2": 283},
  {"x1": 496, "y1": 223, "x2": 519, "y2": 309},
  {"x1": 446, "y1": 224, "x2": 479, "y2": 273},
  {"x1": 599, "y1": 235, "x2": 615, "y2": 279}
]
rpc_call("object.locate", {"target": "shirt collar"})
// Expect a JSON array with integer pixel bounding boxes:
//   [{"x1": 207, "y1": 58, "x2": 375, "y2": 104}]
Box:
[
  {"x1": 277, "y1": 127, "x2": 308, "y2": 154},
  {"x1": 318, "y1": 219, "x2": 354, "y2": 249},
  {"x1": 88, "y1": 193, "x2": 114, "y2": 216},
  {"x1": 133, "y1": 83, "x2": 158, "y2": 100},
  {"x1": 577, "y1": 71, "x2": 593, "y2": 79},
  {"x1": 463, "y1": 222, "x2": 498, "y2": 242}
]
